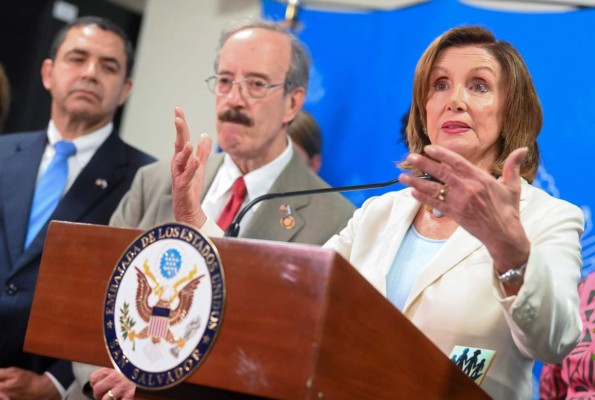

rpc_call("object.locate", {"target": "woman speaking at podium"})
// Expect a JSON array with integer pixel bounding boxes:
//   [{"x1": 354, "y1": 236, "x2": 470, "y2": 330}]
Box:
[{"x1": 323, "y1": 25, "x2": 583, "y2": 399}]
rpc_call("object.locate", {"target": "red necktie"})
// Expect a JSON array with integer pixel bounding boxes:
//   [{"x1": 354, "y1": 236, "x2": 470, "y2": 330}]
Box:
[{"x1": 217, "y1": 177, "x2": 247, "y2": 230}]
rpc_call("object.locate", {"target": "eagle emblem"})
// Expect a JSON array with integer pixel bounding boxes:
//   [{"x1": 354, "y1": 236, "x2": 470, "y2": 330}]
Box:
[
  {"x1": 118, "y1": 249, "x2": 205, "y2": 358},
  {"x1": 103, "y1": 223, "x2": 225, "y2": 389},
  {"x1": 132, "y1": 262, "x2": 204, "y2": 348}
]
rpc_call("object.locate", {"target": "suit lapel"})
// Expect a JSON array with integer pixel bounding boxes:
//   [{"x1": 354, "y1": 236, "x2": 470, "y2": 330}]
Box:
[
  {"x1": 201, "y1": 153, "x2": 225, "y2": 202},
  {"x1": 17, "y1": 133, "x2": 128, "y2": 268},
  {"x1": 244, "y1": 191, "x2": 308, "y2": 242},
  {"x1": 53, "y1": 134, "x2": 126, "y2": 220},
  {"x1": 404, "y1": 227, "x2": 483, "y2": 313},
  {"x1": 242, "y1": 154, "x2": 308, "y2": 241},
  {"x1": 1, "y1": 132, "x2": 46, "y2": 266},
  {"x1": 378, "y1": 193, "x2": 421, "y2": 277},
  {"x1": 403, "y1": 179, "x2": 532, "y2": 312},
  {"x1": 354, "y1": 191, "x2": 421, "y2": 297}
]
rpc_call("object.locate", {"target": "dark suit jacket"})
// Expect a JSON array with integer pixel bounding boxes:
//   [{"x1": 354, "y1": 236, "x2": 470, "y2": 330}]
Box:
[{"x1": 0, "y1": 130, "x2": 155, "y2": 389}]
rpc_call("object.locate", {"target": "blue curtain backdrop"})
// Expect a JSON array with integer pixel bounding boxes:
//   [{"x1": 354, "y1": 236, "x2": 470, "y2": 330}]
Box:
[
  {"x1": 262, "y1": 0, "x2": 595, "y2": 396},
  {"x1": 262, "y1": 0, "x2": 594, "y2": 277}
]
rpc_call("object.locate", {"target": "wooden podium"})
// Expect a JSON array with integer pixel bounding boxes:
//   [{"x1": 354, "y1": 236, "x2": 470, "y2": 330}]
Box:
[{"x1": 25, "y1": 221, "x2": 489, "y2": 399}]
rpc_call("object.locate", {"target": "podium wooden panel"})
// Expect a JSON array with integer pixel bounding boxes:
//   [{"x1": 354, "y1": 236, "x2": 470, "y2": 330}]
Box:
[{"x1": 25, "y1": 221, "x2": 489, "y2": 399}]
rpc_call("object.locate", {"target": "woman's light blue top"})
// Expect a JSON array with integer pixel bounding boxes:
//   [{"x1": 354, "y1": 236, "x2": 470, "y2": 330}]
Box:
[{"x1": 386, "y1": 224, "x2": 446, "y2": 311}]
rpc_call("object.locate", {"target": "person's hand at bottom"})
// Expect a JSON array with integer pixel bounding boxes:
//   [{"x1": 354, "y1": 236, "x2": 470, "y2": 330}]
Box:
[{"x1": 90, "y1": 368, "x2": 135, "y2": 400}]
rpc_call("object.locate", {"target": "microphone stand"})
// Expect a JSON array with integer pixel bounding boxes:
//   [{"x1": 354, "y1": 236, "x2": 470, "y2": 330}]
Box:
[{"x1": 224, "y1": 177, "x2": 404, "y2": 238}]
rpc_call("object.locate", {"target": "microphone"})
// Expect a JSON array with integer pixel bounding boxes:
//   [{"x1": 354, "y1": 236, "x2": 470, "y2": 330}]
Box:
[{"x1": 223, "y1": 173, "x2": 438, "y2": 238}]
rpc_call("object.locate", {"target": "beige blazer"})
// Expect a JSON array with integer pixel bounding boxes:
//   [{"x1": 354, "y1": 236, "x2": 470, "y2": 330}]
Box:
[
  {"x1": 110, "y1": 152, "x2": 355, "y2": 245},
  {"x1": 324, "y1": 179, "x2": 583, "y2": 400}
]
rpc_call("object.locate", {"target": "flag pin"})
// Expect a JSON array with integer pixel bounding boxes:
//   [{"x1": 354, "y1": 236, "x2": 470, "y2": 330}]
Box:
[{"x1": 95, "y1": 178, "x2": 108, "y2": 189}]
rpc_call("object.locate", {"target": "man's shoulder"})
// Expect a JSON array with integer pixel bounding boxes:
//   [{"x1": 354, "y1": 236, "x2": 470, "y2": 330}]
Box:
[
  {"x1": 136, "y1": 159, "x2": 170, "y2": 180},
  {"x1": 279, "y1": 154, "x2": 330, "y2": 188},
  {"x1": 0, "y1": 130, "x2": 44, "y2": 145},
  {"x1": 0, "y1": 130, "x2": 44, "y2": 141},
  {"x1": 279, "y1": 158, "x2": 356, "y2": 215},
  {"x1": 311, "y1": 187, "x2": 356, "y2": 220},
  {"x1": 120, "y1": 142, "x2": 157, "y2": 166},
  {"x1": 0, "y1": 130, "x2": 45, "y2": 157},
  {"x1": 107, "y1": 133, "x2": 157, "y2": 167},
  {"x1": 129, "y1": 152, "x2": 224, "y2": 193},
  {"x1": 307, "y1": 173, "x2": 354, "y2": 208}
]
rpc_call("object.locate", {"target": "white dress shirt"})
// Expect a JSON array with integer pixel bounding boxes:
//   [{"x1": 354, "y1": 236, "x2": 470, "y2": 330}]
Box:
[{"x1": 202, "y1": 137, "x2": 294, "y2": 236}]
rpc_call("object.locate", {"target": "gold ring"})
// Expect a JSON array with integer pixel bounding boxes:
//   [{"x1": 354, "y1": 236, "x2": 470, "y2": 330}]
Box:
[
  {"x1": 107, "y1": 390, "x2": 116, "y2": 400},
  {"x1": 437, "y1": 185, "x2": 449, "y2": 202}
]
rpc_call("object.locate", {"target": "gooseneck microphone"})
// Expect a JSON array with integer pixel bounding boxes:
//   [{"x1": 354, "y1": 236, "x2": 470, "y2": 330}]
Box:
[{"x1": 223, "y1": 174, "x2": 437, "y2": 238}]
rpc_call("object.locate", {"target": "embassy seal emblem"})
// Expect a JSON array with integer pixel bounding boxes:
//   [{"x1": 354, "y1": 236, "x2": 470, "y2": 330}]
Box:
[{"x1": 103, "y1": 223, "x2": 225, "y2": 390}]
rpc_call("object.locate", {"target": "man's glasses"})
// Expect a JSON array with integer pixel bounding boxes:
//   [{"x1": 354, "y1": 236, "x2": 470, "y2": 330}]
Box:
[{"x1": 205, "y1": 75, "x2": 286, "y2": 99}]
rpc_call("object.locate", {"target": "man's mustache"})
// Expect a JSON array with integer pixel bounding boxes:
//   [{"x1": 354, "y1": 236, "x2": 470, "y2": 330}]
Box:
[{"x1": 219, "y1": 109, "x2": 254, "y2": 127}]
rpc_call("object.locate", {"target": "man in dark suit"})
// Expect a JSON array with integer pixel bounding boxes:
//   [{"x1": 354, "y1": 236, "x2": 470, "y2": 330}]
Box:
[{"x1": 0, "y1": 16, "x2": 155, "y2": 399}]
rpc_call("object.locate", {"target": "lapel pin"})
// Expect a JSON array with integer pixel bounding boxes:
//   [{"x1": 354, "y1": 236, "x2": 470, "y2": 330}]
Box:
[
  {"x1": 279, "y1": 204, "x2": 295, "y2": 230},
  {"x1": 95, "y1": 178, "x2": 108, "y2": 189}
]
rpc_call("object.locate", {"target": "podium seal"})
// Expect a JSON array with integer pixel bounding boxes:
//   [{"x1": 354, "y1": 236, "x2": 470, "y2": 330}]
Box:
[{"x1": 102, "y1": 223, "x2": 225, "y2": 390}]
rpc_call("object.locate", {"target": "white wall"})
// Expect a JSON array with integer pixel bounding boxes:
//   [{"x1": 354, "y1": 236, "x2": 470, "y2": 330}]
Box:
[{"x1": 119, "y1": 0, "x2": 260, "y2": 160}]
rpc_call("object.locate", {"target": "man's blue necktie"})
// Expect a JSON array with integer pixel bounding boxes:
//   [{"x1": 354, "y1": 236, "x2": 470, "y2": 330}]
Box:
[{"x1": 24, "y1": 140, "x2": 77, "y2": 249}]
